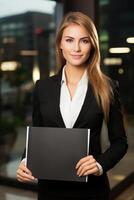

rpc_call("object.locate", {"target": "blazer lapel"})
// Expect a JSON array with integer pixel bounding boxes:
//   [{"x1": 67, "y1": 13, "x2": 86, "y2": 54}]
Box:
[
  {"x1": 52, "y1": 71, "x2": 66, "y2": 128},
  {"x1": 73, "y1": 83, "x2": 93, "y2": 128}
]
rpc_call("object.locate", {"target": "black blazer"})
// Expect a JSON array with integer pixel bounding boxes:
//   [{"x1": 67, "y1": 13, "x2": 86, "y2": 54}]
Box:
[{"x1": 30, "y1": 71, "x2": 128, "y2": 199}]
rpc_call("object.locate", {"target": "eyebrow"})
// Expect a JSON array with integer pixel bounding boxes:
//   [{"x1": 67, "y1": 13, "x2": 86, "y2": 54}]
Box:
[{"x1": 64, "y1": 36, "x2": 89, "y2": 39}]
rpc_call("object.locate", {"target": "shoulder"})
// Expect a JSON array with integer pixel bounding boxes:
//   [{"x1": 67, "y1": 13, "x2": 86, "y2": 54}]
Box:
[
  {"x1": 109, "y1": 79, "x2": 122, "y2": 107},
  {"x1": 34, "y1": 74, "x2": 61, "y2": 90},
  {"x1": 110, "y1": 79, "x2": 119, "y2": 90},
  {"x1": 110, "y1": 79, "x2": 120, "y2": 96}
]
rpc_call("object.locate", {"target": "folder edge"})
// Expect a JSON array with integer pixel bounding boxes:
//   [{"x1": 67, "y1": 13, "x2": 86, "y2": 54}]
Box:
[
  {"x1": 86, "y1": 129, "x2": 90, "y2": 182},
  {"x1": 25, "y1": 126, "x2": 30, "y2": 166}
]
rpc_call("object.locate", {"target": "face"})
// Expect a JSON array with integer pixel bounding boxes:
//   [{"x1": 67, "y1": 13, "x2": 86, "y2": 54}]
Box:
[{"x1": 60, "y1": 23, "x2": 91, "y2": 68}]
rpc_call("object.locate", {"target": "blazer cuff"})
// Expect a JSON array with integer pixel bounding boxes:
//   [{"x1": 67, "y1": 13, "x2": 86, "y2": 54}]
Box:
[
  {"x1": 96, "y1": 162, "x2": 103, "y2": 175},
  {"x1": 21, "y1": 158, "x2": 26, "y2": 165}
]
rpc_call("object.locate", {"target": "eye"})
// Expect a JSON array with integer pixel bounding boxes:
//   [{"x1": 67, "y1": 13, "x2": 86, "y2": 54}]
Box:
[
  {"x1": 82, "y1": 39, "x2": 89, "y2": 44},
  {"x1": 65, "y1": 38, "x2": 73, "y2": 42}
]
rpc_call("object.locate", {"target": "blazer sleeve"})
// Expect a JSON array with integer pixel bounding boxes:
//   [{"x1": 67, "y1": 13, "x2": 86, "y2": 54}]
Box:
[
  {"x1": 96, "y1": 82, "x2": 128, "y2": 173},
  {"x1": 21, "y1": 80, "x2": 43, "y2": 159},
  {"x1": 32, "y1": 80, "x2": 43, "y2": 127}
]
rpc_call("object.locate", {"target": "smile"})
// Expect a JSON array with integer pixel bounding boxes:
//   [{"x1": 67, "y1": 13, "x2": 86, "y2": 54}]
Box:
[{"x1": 71, "y1": 55, "x2": 83, "y2": 59}]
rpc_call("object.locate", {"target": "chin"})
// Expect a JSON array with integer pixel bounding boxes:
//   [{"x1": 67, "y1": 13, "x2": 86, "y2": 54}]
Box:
[
  {"x1": 71, "y1": 63, "x2": 85, "y2": 67},
  {"x1": 69, "y1": 60, "x2": 83, "y2": 66},
  {"x1": 69, "y1": 58, "x2": 88, "y2": 66}
]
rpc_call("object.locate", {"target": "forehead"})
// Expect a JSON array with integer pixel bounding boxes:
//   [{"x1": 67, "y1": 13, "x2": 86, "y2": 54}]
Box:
[{"x1": 62, "y1": 23, "x2": 89, "y2": 38}]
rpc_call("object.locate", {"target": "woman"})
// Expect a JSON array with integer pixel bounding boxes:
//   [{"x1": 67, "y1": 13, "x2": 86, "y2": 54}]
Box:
[{"x1": 17, "y1": 12, "x2": 128, "y2": 200}]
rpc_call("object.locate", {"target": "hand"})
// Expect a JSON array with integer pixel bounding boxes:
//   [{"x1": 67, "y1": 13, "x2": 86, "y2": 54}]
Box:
[
  {"x1": 16, "y1": 161, "x2": 37, "y2": 182},
  {"x1": 76, "y1": 155, "x2": 100, "y2": 176}
]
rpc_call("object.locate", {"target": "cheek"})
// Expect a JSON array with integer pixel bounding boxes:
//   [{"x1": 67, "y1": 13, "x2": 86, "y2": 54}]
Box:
[
  {"x1": 61, "y1": 44, "x2": 71, "y2": 58},
  {"x1": 62, "y1": 49, "x2": 67, "y2": 59},
  {"x1": 83, "y1": 46, "x2": 91, "y2": 58}
]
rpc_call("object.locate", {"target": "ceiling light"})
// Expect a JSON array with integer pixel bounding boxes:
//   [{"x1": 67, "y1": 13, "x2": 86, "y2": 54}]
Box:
[
  {"x1": 109, "y1": 47, "x2": 130, "y2": 54},
  {"x1": 20, "y1": 50, "x2": 38, "y2": 56},
  {"x1": 104, "y1": 58, "x2": 122, "y2": 65},
  {"x1": 1, "y1": 61, "x2": 18, "y2": 71},
  {"x1": 126, "y1": 37, "x2": 134, "y2": 44}
]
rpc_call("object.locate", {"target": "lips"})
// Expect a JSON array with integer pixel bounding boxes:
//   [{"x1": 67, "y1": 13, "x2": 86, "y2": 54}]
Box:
[{"x1": 71, "y1": 55, "x2": 83, "y2": 59}]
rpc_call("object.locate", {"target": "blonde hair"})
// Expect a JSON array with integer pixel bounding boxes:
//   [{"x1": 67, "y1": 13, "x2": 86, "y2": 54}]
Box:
[{"x1": 56, "y1": 11, "x2": 113, "y2": 121}]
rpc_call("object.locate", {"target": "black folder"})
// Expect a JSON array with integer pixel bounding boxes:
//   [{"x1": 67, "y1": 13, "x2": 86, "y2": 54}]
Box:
[{"x1": 26, "y1": 126, "x2": 90, "y2": 182}]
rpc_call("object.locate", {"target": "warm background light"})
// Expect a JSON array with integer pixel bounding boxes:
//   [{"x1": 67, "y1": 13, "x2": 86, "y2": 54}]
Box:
[
  {"x1": 20, "y1": 50, "x2": 38, "y2": 56},
  {"x1": 49, "y1": 70, "x2": 55, "y2": 77},
  {"x1": 109, "y1": 47, "x2": 130, "y2": 54},
  {"x1": 32, "y1": 65, "x2": 40, "y2": 83},
  {"x1": 0, "y1": 61, "x2": 18, "y2": 71},
  {"x1": 126, "y1": 37, "x2": 134, "y2": 44},
  {"x1": 2, "y1": 37, "x2": 16, "y2": 44},
  {"x1": 104, "y1": 58, "x2": 122, "y2": 65},
  {"x1": 118, "y1": 68, "x2": 124, "y2": 74}
]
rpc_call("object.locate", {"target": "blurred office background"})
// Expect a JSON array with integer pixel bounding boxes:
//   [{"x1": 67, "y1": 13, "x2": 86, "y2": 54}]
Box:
[{"x1": 0, "y1": 0, "x2": 133, "y2": 199}]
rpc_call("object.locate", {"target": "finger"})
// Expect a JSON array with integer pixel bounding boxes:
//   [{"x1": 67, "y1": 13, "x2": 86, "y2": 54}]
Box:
[
  {"x1": 76, "y1": 157, "x2": 96, "y2": 174},
  {"x1": 17, "y1": 169, "x2": 35, "y2": 181},
  {"x1": 17, "y1": 171, "x2": 35, "y2": 180},
  {"x1": 76, "y1": 155, "x2": 94, "y2": 169},
  {"x1": 77, "y1": 162, "x2": 89, "y2": 176},
  {"x1": 17, "y1": 172, "x2": 35, "y2": 182},
  {"x1": 77, "y1": 163, "x2": 97, "y2": 176},
  {"x1": 17, "y1": 174, "x2": 35, "y2": 182},
  {"x1": 77, "y1": 158, "x2": 96, "y2": 174},
  {"x1": 18, "y1": 162, "x2": 31, "y2": 173},
  {"x1": 83, "y1": 166, "x2": 98, "y2": 176},
  {"x1": 19, "y1": 165, "x2": 32, "y2": 175},
  {"x1": 77, "y1": 162, "x2": 96, "y2": 176},
  {"x1": 76, "y1": 155, "x2": 94, "y2": 167},
  {"x1": 17, "y1": 171, "x2": 34, "y2": 180}
]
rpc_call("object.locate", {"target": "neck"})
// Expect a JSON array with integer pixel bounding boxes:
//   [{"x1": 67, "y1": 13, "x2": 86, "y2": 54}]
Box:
[{"x1": 65, "y1": 65, "x2": 86, "y2": 85}]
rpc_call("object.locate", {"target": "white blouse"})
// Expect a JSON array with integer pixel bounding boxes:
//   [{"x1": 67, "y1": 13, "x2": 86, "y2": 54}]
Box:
[{"x1": 60, "y1": 66, "x2": 88, "y2": 128}]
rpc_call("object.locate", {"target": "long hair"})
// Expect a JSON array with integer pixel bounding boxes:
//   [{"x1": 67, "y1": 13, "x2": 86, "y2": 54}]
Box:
[{"x1": 55, "y1": 11, "x2": 113, "y2": 121}]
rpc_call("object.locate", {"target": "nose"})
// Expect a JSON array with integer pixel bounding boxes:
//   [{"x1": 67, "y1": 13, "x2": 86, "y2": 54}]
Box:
[{"x1": 73, "y1": 41, "x2": 80, "y2": 52}]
